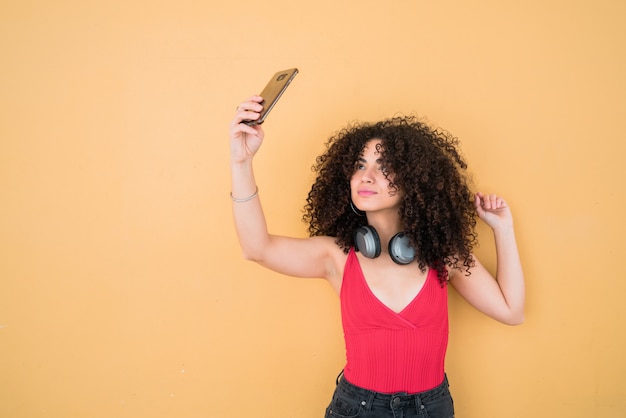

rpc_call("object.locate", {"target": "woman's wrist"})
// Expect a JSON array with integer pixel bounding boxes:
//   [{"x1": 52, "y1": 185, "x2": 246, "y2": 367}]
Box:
[
  {"x1": 230, "y1": 157, "x2": 253, "y2": 168},
  {"x1": 230, "y1": 186, "x2": 259, "y2": 202}
]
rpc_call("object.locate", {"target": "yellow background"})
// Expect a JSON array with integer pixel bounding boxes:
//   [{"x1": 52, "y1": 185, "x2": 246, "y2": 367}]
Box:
[{"x1": 1, "y1": 1, "x2": 625, "y2": 417}]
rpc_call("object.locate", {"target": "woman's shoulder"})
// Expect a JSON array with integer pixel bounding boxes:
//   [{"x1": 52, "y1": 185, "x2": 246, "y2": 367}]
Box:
[{"x1": 312, "y1": 236, "x2": 349, "y2": 294}]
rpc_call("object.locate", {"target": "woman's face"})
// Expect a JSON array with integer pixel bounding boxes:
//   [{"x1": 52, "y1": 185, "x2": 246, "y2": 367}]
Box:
[{"x1": 350, "y1": 139, "x2": 404, "y2": 215}]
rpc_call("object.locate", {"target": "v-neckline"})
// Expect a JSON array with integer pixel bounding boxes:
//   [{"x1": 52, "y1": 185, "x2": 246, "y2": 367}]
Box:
[{"x1": 353, "y1": 250, "x2": 430, "y2": 315}]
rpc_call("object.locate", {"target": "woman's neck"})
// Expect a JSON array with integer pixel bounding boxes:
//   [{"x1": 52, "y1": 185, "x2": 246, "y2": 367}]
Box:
[{"x1": 365, "y1": 213, "x2": 403, "y2": 251}]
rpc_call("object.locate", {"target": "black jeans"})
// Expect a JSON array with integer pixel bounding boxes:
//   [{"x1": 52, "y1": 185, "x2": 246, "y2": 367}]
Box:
[{"x1": 324, "y1": 374, "x2": 454, "y2": 418}]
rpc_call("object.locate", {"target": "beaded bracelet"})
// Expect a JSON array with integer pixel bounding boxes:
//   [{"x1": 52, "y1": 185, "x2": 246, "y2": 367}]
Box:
[{"x1": 230, "y1": 186, "x2": 259, "y2": 203}]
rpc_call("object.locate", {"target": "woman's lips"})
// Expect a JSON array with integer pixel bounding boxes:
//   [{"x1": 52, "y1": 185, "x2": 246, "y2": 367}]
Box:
[{"x1": 358, "y1": 189, "x2": 377, "y2": 196}]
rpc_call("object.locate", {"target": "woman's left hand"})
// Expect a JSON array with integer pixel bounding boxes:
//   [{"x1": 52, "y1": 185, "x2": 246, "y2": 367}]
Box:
[{"x1": 474, "y1": 192, "x2": 513, "y2": 230}]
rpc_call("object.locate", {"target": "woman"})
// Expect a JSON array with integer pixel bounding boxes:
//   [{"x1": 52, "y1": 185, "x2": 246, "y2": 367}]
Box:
[{"x1": 229, "y1": 95, "x2": 525, "y2": 418}]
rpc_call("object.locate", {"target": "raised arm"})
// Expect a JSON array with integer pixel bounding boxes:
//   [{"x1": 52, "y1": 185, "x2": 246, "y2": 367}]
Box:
[
  {"x1": 230, "y1": 95, "x2": 270, "y2": 259},
  {"x1": 449, "y1": 193, "x2": 525, "y2": 325},
  {"x1": 229, "y1": 96, "x2": 342, "y2": 284}
]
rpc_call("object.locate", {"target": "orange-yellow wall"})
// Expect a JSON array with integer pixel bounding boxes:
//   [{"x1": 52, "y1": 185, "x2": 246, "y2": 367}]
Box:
[{"x1": 1, "y1": 1, "x2": 625, "y2": 417}]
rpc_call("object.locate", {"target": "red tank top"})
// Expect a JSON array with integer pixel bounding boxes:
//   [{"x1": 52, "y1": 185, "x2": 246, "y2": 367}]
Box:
[{"x1": 340, "y1": 248, "x2": 449, "y2": 393}]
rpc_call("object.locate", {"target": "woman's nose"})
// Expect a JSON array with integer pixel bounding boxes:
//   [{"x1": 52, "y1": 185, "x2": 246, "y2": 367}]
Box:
[{"x1": 360, "y1": 168, "x2": 374, "y2": 183}]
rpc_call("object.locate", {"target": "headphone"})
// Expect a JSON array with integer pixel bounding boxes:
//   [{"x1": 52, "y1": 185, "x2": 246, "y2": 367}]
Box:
[{"x1": 354, "y1": 226, "x2": 416, "y2": 265}]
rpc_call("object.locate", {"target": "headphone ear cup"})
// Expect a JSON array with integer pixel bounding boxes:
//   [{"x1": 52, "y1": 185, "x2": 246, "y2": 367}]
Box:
[
  {"x1": 388, "y1": 232, "x2": 416, "y2": 265},
  {"x1": 354, "y1": 226, "x2": 381, "y2": 259}
]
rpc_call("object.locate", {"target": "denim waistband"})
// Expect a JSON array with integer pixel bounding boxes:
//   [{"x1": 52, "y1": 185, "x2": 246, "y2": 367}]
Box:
[{"x1": 335, "y1": 373, "x2": 451, "y2": 411}]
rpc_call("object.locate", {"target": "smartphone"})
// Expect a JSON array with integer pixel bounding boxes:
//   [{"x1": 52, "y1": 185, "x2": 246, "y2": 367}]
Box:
[{"x1": 243, "y1": 68, "x2": 298, "y2": 126}]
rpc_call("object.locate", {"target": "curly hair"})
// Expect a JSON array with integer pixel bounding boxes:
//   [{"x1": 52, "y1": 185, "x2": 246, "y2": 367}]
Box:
[{"x1": 302, "y1": 115, "x2": 477, "y2": 284}]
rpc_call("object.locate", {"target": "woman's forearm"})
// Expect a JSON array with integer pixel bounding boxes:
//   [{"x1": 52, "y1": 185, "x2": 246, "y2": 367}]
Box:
[
  {"x1": 230, "y1": 160, "x2": 270, "y2": 261},
  {"x1": 493, "y1": 224, "x2": 526, "y2": 323}
]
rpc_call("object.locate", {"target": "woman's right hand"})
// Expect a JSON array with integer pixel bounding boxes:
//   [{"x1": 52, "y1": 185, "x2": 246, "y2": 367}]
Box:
[{"x1": 229, "y1": 95, "x2": 265, "y2": 164}]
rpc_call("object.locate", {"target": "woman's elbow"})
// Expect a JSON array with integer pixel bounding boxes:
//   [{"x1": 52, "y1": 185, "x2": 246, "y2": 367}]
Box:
[{"x1": 241, "y1": 249, "x2": 263, "y2": 262}]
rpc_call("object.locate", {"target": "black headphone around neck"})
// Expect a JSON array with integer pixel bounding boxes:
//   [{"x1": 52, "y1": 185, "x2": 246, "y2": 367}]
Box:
[{"x1": 354, "y1": 225, "x2": 416, "y2": 265}]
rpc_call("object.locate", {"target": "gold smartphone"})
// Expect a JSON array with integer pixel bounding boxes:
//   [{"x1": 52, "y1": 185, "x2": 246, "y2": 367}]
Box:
[{"x1": 244, "y1": 68, "x2": 298, "y2": 126}]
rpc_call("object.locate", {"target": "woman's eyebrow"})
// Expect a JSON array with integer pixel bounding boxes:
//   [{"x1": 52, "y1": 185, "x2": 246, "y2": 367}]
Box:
[{"x1": 357, "y1": 157, "x2": 384, "y2": 164}]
